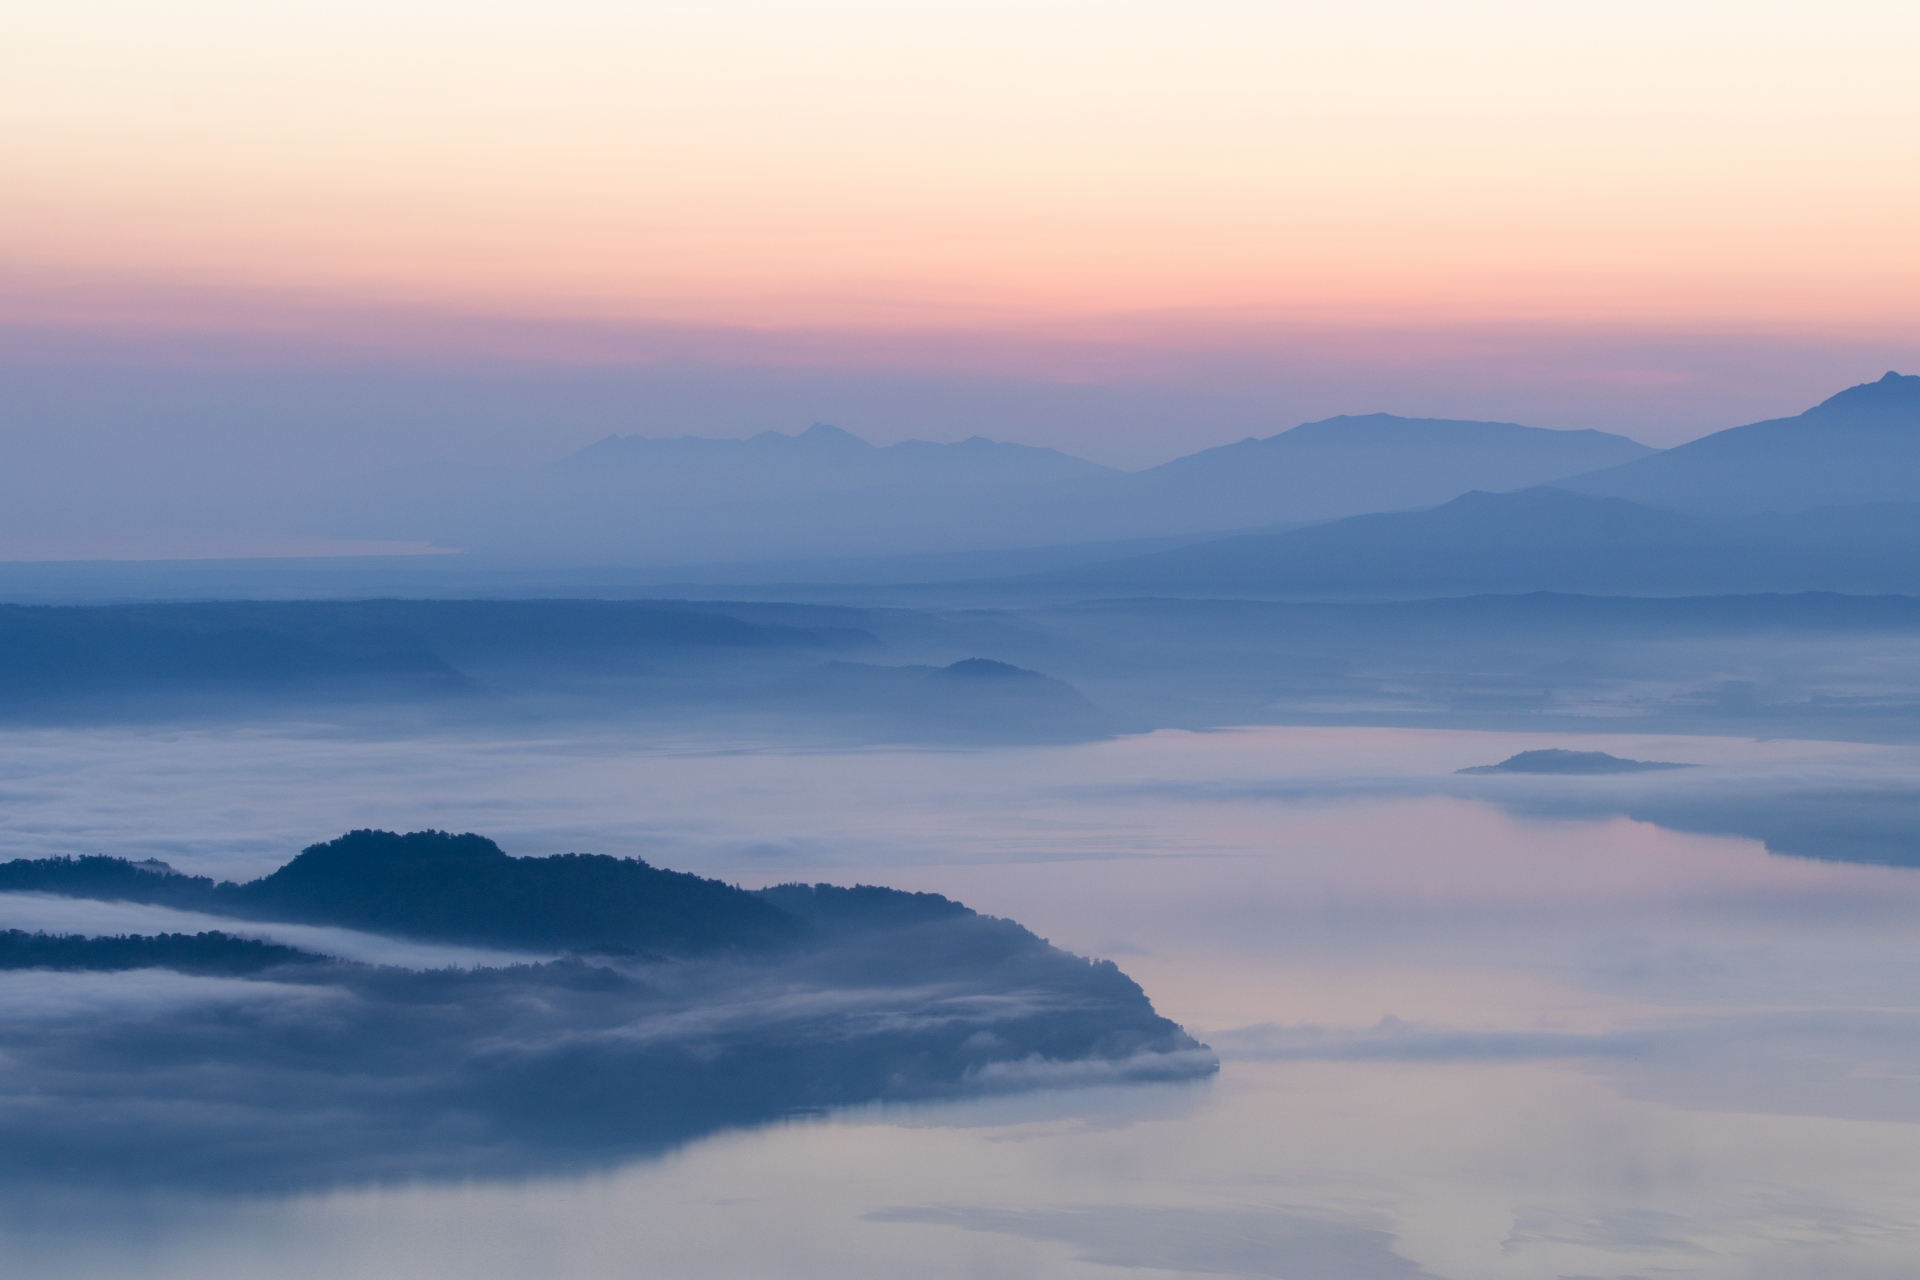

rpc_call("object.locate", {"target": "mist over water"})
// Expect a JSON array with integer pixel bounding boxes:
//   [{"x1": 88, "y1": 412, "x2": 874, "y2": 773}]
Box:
[
  {"x1": 1, "y1": 371, "x2": 1917, "y2": 1278},
  {"x1": 2, "y1": 720, "x2": 1916, "y2": 1277},
  {"x1": 10, "y1": 0, "x2": 1920, "y2": 1267}
]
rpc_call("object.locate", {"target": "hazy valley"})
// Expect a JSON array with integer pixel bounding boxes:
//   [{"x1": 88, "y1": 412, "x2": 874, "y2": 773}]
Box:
[{"x1": 5, "y1": 371, "x2": 1920, "y2": 1278}]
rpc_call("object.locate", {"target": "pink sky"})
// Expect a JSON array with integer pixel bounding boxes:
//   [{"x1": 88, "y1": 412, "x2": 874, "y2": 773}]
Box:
[{"x1": 2, "y1": 0, "x2": 1917, "y2": 461}]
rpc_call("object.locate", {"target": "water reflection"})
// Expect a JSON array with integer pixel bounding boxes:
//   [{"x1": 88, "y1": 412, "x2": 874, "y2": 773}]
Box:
[
  {"x1": 0, "y1": 724, "x2": 1916, "y2": 1276},
  {"x1": 0, "y1": 894, "x2": 1208, "y2": 1193}
]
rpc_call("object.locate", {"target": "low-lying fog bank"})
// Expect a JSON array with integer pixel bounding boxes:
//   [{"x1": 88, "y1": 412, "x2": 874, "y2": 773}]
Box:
[
  {"x1": 2, "y1": 725, "x2": 1917, "y2": 1278},
  {"x1": 0, "y1": 831, "x2": 1210, "y2": 1191}
]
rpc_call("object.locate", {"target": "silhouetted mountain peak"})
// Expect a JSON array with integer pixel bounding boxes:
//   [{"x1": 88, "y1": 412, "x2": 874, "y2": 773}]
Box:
[
  {"x1": 1810, "y1": 371, "x2": 1919, "y2": 418},
  {"x1": 0, "y1": 833, "x2": 811, "y2": 953},
  {"x1": 1553, "y1": 373, "x2": 1920, "y2": 514},
  {"x1": 259, "y1": 829, "x2": 512, "y2": 885}
]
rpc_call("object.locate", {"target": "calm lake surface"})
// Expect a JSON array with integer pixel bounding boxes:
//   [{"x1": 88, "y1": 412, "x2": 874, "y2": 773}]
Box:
[{"x1": 2, "y1": 724, "x2": 1917, "y2": 1278}]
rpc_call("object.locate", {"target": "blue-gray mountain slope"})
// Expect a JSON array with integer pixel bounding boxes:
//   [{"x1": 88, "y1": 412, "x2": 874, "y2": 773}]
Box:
[
  {"x1": 1043, "y1": 487, "x2": 1920, "y2": 598},
  {"x1": 1555, "y1": 372, "x2": 1920, "y2": 514},
  {"x1": 1123, "y1": 412, "x2": 1655, "y2": 528}
]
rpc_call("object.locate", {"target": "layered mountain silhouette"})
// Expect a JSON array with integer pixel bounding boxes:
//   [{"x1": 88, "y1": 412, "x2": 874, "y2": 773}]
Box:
[
  {"x1": 1557, "y1": 372, "x2": 1920, "y2": 514},
  {"x1": 1036, "y1": 373, "x2": 1920, "y2": 598},
  {"x1": 300, "y1": 415, "x2": 1655, "y2": 566},
  {"x1": 220, "y1": 371, "x2": 1920, "y2": 590},
  {"x1": 1120, "y1": 413, "x2": 1654, "y2": 527}
]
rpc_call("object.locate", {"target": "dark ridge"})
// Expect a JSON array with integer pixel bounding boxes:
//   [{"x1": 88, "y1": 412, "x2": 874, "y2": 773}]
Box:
[
  {"x1": 0, "y1": 831, "x2": 800, "y2": 955},
  {"x1": 1458, "y1": 748, "x2": 1692, "y2": 775},
  {"x1": 0, "y1": 929, "x2": 326, "y2": 975},
  {"x1": 0, "y1": 855, "x2": 220, "y2": 909},
  {"x1": 756, "y1": 882, "x2": 973, "y2": 933},
  {"x1": 228, "y1": 830, "x2": 801, "y2": 953}
]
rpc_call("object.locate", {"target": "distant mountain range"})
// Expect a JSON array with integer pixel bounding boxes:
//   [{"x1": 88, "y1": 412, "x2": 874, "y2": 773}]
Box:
[
  {"x1": 1037, "y1": 373, "x2": 1920, "y2": 598},
  {"x1": 1121, "y1": 413, "x2": 1654, "y2": 527},
  {"x1": 276, "y1": 370, "x2": 1920, "y2": 594},
  {"x1": 299, "y1": 413, "x2": 1657, "y2": 565}
]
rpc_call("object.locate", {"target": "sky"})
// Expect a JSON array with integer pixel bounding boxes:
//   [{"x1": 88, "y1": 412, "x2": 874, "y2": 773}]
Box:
[{"x1": 2, "y1": 0, "x2": 1918, "y2": 509}]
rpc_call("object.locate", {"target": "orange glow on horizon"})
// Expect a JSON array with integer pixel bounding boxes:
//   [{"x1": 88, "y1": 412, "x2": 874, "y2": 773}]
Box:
[{"x1": 3, "y1": 0, "x2": 1917, "y2": 347}]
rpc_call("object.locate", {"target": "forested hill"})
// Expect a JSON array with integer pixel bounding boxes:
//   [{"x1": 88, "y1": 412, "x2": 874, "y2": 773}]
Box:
[
  {"x1": 0, "y1": 831, "x2": 1053, "y2": 958},
  {"x1": 0, "y1": 830, "x2": 799, "y2": 954}
]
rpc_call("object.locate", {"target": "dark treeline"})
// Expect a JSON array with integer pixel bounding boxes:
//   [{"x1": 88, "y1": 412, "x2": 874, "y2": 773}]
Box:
[
  {"x1": 237, "y1": 830, "x2": 800, "y2": 952},
  {"x1": 0, "y1": 833, "x2": 1114, "y2": 956},
  {"x1": 0, "y1": 929, "x2": 324, "y2": 975},
  {"x1": 0, "y1": 830, "x2": 799, "y2": 954},
  {"x1": 0, "y1": 854, "x2": 223, "y2": 908},
  {"x1": 758, "y1": 882, "x2": 972, "y2": 933}
]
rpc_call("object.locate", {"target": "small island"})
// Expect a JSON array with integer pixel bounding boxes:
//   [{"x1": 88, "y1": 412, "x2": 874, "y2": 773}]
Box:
[{"x1": 1457, "y1": 748, "x2": 1693, "y2": 775}]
